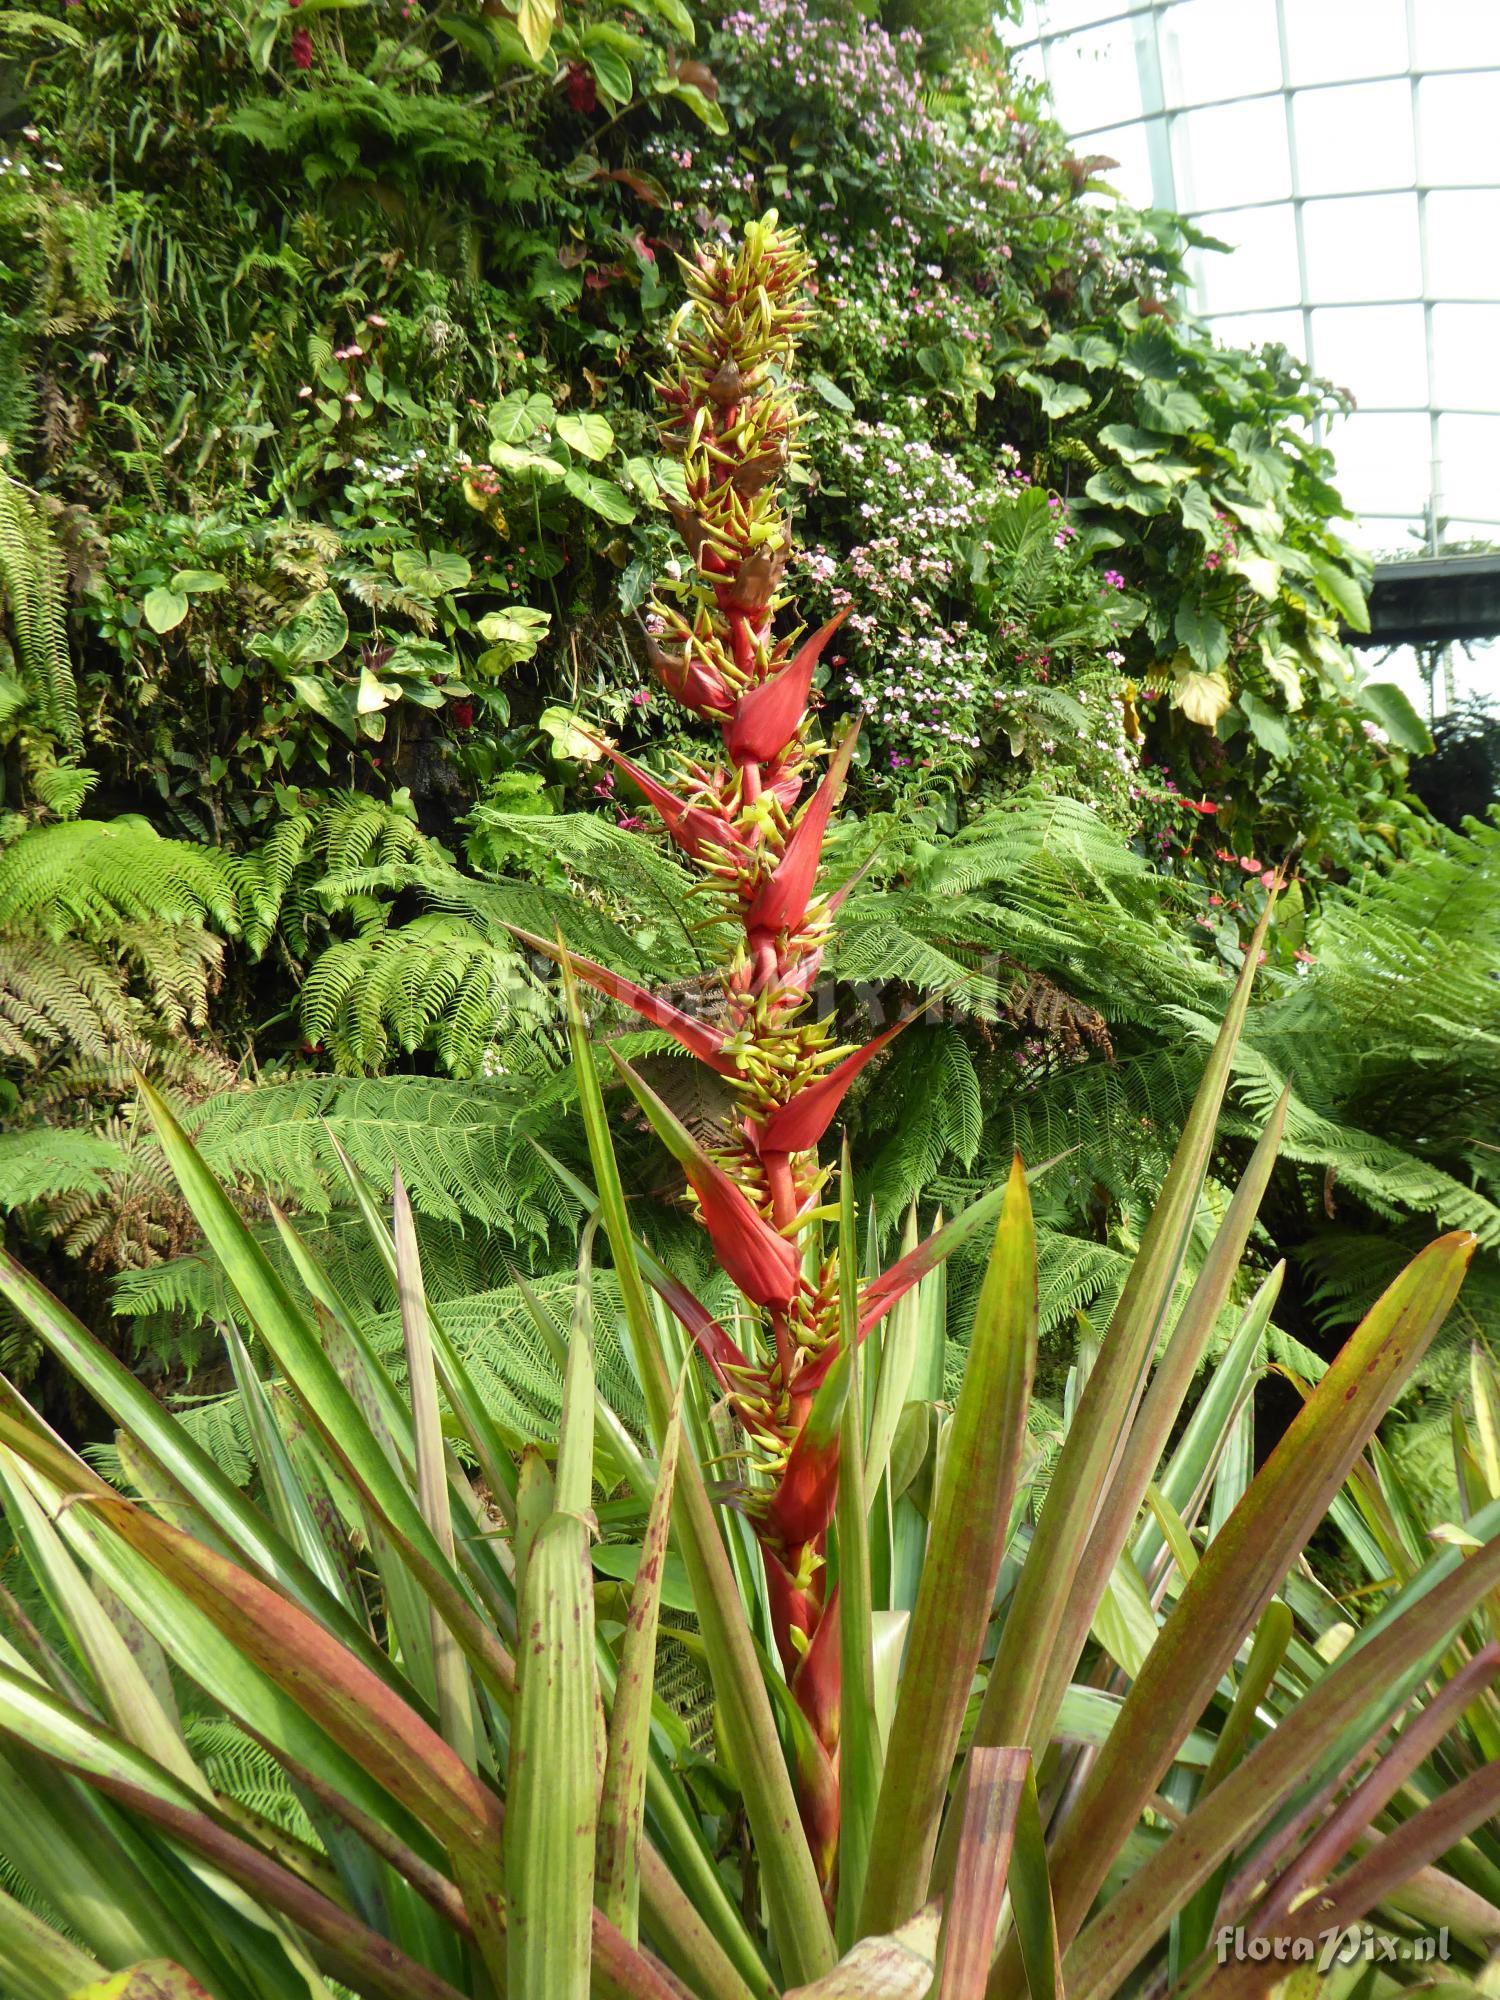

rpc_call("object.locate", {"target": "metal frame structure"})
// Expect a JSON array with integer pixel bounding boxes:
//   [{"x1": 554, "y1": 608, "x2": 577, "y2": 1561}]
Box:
[{"x1": 1010, "y1": 0, "x2": 1500, "y2": 550}]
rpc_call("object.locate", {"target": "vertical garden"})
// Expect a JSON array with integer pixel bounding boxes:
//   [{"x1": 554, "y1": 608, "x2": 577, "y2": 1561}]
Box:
[{"x1": 0, "y1": 2, "x2": 1497, "y2": 1995}]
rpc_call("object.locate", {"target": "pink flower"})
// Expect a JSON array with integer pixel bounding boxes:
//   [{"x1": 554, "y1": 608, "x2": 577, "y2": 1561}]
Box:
[{"x1": 297, "y1": 385, "x2": 312, "y2": 398}]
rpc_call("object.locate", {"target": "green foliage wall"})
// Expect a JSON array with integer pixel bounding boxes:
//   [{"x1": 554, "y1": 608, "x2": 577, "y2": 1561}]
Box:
[{"x1": 0, "y1": 0, "x2": 1491, "y2": 1405}]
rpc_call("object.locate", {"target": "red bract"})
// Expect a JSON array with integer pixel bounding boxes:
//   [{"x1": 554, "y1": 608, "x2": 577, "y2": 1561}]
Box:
[
  {"x1": 557, "y1": 215, "x2": 913, "y2": 1894},
  {"x1": 726, "y1": 609, "x2": 848, "y2": 764}
]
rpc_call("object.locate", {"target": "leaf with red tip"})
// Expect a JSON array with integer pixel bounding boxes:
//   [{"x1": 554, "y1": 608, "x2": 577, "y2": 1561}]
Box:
[
  {"x1": 757, "y1": 1013, "x2": 917, "y2": 1154},
  {"x1": 589, "y1": 738, "x2": 746, "y2": 861},
  {"x1": 505, "y1": 926, "x2": 735, "y2": 1074},
  {"x1": 727, "y1": 610, "x2": 849, "y2": 764},
  {"x1": 746, "y1": 725, "x2": 860, "y2": 938},
  {"x1": 607, "y1": 1049, "x2": 800, "y2": 1310}
]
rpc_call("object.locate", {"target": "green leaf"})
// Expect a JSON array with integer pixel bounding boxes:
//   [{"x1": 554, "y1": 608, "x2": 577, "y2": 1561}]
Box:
[
  {"x1": 861, "y1": 1157, "x2": 1037, "y2": 1934},
  {"x1": 391, "y1": 549, "x2": 471, "y2": 596},
  {"x1": 1046, "y1": 1228, "x2": 1476, "y2": 1954},
  {"x1": 662, "y1": 80, "x2": 729, "y2": 134},
  {"x1": 1017, "y1": 371, "x2": 1092, "y2": 420},
  {"x1": 1358, "y1": 679, "x2": 1433, "y2": 754},
  {"x1": 513, "y1": 0, "x2": 556, "y2": 62},
  {"x1": 556, "y1": 412, "x2": 616, "y2": 462},
  {"x1": 1097, "y1": 423, "x2": 1164, "y2": 462},
  {"x1": 1173, "y1": 602, "x2": 1229, "y2": 673},
  {"x1": 67, "y1": 1963, "x2": 215, "y2": 1999},
  {"x1": 809, "y1": 372, "x2": 855, "y2": 415},
  {"x1": 488, "y1": 390, "x2": 555, "y2": 443},
  {"x1": 142, "y1": 588, "x2": 189, "y2": 635},
  {"x1": 1064, "y1": 1514, "x2": 1500, "y2": 2000},
  {"x1": 1121, "y1": 326, "x2": 1180, "y2": 380},
  {"x1": 507, "y1": 1511, "x2": 597, "y2": 2000},
  {"x1": 555, "y1": 958, "x2": 835, "y2": 1984},
  {"x1": 932, "y1": 1746, "x2": 1030, "y2": 2000},
  {"x1": 167, "y1": 569, "x2": 227, "y2": 595},
  {"x1": 596, "y1": 1378, "x2": 684, "y2": 1943},
  {"x1": 563, "y1": 467, "x2": 636, "y2": 524},
  {"x1": 1240, "y1": 689, "x2": 1292, "y2": 761},
  {"x1": 1307, "y1": 553, "x2": 1371, "y2": 632},
  {"x1": 835, "y1": 1147, "x2": 879, "y2": 1954},
  {"x1": 1137, "y1": 379, "x2": 1208, "y2": 433},
  {"x1": 1083, "y1": 468, "x2": 1173, "y2": 517},
  {"x1": 475, "y1": 605, "x2": 551, "y2": 669},
  {"x1": 586, "y1": 44, "x2": 633, "y2": 105}
]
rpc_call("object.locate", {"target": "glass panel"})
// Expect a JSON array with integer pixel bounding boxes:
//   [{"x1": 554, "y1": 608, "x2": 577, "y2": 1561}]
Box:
[
  {"x1": 1310, "y1": 305, "x2": 1429, "y2": 411},
  {"x1": 1190, "y1": 204, "x2": 1300, "y2": 314},
  {"x1": 1432, "y1": 306, "x2": 1500, "y2": 410},
  {"x1": 1205, "y1": 309, "x2": 1308, "y2": 362},
  {"x1": 1283, "y1": 0, "x2": 1408, "y2": 85},
  {"x1": 1079, "y1": 121, "x2": 1160, "y2": 209},
  {"x1": 1044, "y1": 20, "x2": 1150, "y2": 134},
  {"x1": 1293, "y1": 82, "x2": 1415, "y2": 197},
  {"x1": 1010, "y1": 38, "x2": 1049, "y2": 89},
  {"x1": 1426, "y1": 192, "x2": 1500, "y2": 302},
  {"x1": 1437, "y1": 413, "x2": 1500, "y2": 520},
  {"x1": 1302, "y1": 193, "x2": 1421, "y2": 302},
  {"x1": 1034, "y1": 0, "x2": 1127, "y2": 31},
  {"x1": 1412, "y1": 0, "x2": 1500, "y2": 70},
  {"x1": 1173, "y1": 98, "x2": 1290, "y2": 210},
  {"x1": 1325, "y1": 411, "x2": 1431, "y2": 515},
  {"x1": 1419, "y1": 75, "x2": 1500, "y2": 187},
  {"x1": 1158, "y1": 0, "x2": 1281, "y2": 105}
]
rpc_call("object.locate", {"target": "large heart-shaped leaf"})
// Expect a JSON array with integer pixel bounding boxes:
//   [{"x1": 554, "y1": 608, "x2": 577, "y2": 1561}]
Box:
[{"x1": 556, "y1": 411, "x2": 615, "y2": 461}]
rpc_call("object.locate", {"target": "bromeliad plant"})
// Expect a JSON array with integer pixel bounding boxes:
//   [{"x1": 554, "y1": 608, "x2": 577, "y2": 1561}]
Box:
[{"x1": 0, "y1": 218, "x2": 1499, "y2": 2000}]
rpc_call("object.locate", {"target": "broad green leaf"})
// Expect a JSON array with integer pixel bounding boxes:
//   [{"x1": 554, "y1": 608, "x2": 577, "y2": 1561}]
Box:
[
  {"x1": 1084, "y1": 467, "x2": 1174, "y2": 517},
  {"x1": 1174, "y1": 602, "x2": 1229, "y2": 673},
  {"x1": 1357, "y1": 679, "x2": 1434, "y2": 755},
  {"x1": 1017, "y1": 371, "x2": 1092, "y2": 420},
  {"x1": 556, "y1": 412, "x2": 615, "y2": 462},
  {"x1": 1138, "y1": 379, "x2": 1207, "y2": 433},
  {"x1": 1173, "y1": 665, "x2": 1232, "y2": 727},
  {"x1": 1308, "y1": 552, "x2": 1370, "y2": 632},
  {"x1": 1097, "y1": 423, "x2": 1163, "y2": 462},
  {"x1": 563, "y1": 466, "x2": 636, "y2": 523},
  {"x1": 662, "y1": 79, "x2": 729, "y2": 134},
  {"x1": 487, "y1": 391, "x2": 554, "y2": 442},
  {"x1": 168, "y1": 570, "x2": 227, "y2": 594},
  {"x1": 809, "y1": 372, "x2": 854, "y2": 415},
  {"x1": 1240, "y1": 689, "x2": 1292, "y2": 760},
  {"x1": 142, "y1": 587, "x2": 188, "y2": 635},
  {"x1": 475, "y1": 603, "x2": 551, "y2": 670},
  {"x1": 862, "y1": 1158, "x2": 1037, "y2": 1933},
  {"x1": 512, "y1": 0, "x2": 556, "y2": 62},
  {"x1": 585, "y1": 45, "x2": 633, "y2": 106},
  {"x1": 391, "y1": 549, "x2": 471, "y2": 596}
]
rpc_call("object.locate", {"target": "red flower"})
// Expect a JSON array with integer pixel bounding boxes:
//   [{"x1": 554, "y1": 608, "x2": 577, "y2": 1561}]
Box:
[
  {"x1": 449, "y1": 699, "x2": 475, "y2": 730},
  {"x1": 290, "y1": 24, "x2": 313, "y2": 67},
  {"x1": 566, "y1": 62, "x2": 597, "y2": 114}
]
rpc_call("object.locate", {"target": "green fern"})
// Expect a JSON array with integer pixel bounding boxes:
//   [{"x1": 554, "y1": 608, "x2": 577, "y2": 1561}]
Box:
[{"x1": 0, "y1": 467, "x2": 81, "y2": 755}]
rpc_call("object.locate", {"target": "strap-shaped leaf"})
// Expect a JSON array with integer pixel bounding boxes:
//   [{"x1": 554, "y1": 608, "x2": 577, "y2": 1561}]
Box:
[{"x1": 862, "y1": 1157, "x2": 1037, "y2": 1933}]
